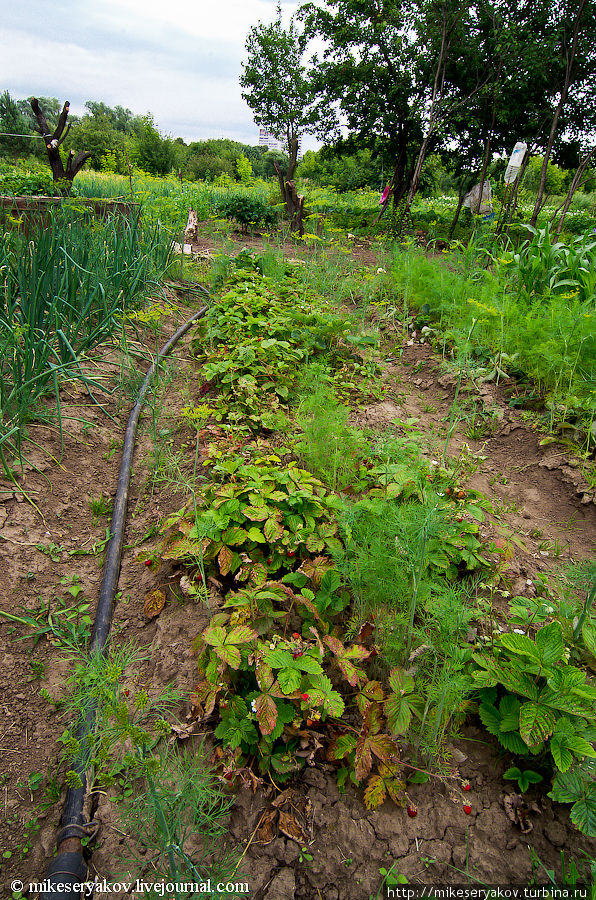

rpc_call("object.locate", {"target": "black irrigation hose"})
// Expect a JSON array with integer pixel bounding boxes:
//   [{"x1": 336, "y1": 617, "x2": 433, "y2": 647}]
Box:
[{"x1": 41, "y1": 294, "x2": 210, "y2": 899}]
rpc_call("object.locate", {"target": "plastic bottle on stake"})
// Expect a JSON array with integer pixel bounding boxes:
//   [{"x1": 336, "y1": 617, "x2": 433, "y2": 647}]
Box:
[{"x1": 504, "y1": 142, "x2": 527, "y2": 185}]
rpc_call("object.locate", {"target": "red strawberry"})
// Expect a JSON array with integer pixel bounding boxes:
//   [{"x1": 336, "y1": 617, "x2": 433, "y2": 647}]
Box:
[
  {"x1": 463, "y1": 804, "x2": 472, "y2": 815},
  {"x1": 267, "y1": 557, "x2": 273, "y2": 565},
  {"x1": 301, "y1": 692, "x2": 310, "y2": 702},
  {"x1": 407, "y1": 804, "x2": 418, "y2": 818},
  {"x1": 144, "y1": 559, "x2": 152, "y2": 567},
  {"x1": 463, "y1": 783, "x2": 471, "y2": 791},
  {"x1": 287, "y1": 550, "x2": 296, "y2": 558}
]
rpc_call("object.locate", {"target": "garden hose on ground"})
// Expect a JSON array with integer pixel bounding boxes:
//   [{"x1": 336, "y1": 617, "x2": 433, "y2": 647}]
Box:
[{"x1": 40, "y1": 291, "x2": 210, "y2": 900}]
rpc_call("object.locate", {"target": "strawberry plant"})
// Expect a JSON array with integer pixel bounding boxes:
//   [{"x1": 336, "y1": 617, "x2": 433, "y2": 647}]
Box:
[
  {"x1": 157, "y1": 456, "x2": 343, "y2": 589},
  {"x1": 191, "y1": 603, "x2": 414, "y2": 807},
  {"x1": 549, "y1": 760, "x2": 596, "y2": 837},
  {"x1": 189, "y1": 268, "x2": 355, "y2": 432}
]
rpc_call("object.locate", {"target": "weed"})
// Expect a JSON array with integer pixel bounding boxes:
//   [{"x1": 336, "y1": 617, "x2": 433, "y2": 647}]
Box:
[
  {"x1": 370, "y1": 863, "x2": 408, "y2": 898},
  {"x1": 89, "y1": 493, "x2": 113, "y2": 525},
  {"x1": 503, "y1": 766, "x2": 543, "y2": 793},
  {"x1": 0, "y1": 592, "x2": 92, "y2": 648}
]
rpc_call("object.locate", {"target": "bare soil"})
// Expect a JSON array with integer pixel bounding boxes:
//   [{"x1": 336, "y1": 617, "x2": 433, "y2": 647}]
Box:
[{"x1": 0, "y1": 232, "x2": 594, "y2": 899}]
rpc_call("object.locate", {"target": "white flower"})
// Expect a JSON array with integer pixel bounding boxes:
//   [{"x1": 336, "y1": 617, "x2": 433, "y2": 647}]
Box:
[
  {"x1": 513, "y1": 628, "x2": 525, "y2": 634},
  {"x1": 250, "y1": 700, "x2": 257, "y2": 712}
]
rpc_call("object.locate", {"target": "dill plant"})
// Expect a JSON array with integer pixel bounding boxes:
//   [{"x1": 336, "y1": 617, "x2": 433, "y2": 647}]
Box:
[
  {"x1": 58, "y1": 642, "x2": 240, "y2": 897},
  {"x1": 296, "y1": 362, "x2": 368, "y2": 491},
  {"x1": 335, "y1": 492, "x2": 445, "y2": 654}
]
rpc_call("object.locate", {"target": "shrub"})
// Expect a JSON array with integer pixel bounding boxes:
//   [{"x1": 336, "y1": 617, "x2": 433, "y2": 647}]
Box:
[{"x1": 214, "y1": 194, "x2": 278, "y2": 232}]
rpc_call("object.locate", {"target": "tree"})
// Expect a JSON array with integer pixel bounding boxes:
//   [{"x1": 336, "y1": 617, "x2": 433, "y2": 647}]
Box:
[
  {"x1": 84, "y1": 101, "x2": 137, "y2": 134},
  {"x1": 301, "y1": 0, "x2": 420, "y2": 210},
  {"x1": 70, "y1": 112, "x2": 126, "y2": 170},
  {"x1": 30, "y1": 98, "x2": 91, "y2": 192},
  {"x1": 129, "y1": 115, "x2": 174, "y2": 176},
  {"x1": 0, "y1": 91, "x2": 31, "y2": 158},
  {"x1": 240, "y1": 2, "x2": 332, "y2": 230},
  {"x1": 528, "y1": 0, "x2": 596, "y2": 225}
]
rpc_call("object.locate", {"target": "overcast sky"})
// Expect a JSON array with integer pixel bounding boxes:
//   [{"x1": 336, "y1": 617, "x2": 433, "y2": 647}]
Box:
[{"x1": 0, "y1": 0, "x2": 322, "y2": 151}]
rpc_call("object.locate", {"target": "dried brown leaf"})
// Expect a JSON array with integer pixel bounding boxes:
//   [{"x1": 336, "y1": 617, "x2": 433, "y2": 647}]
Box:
[{"x1": 144, "y1": 588, "x2": 166, "y2": 619}]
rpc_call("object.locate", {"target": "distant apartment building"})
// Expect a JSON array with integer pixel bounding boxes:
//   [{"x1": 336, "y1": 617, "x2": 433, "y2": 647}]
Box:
[{"x1": 258, "y1": 128, "x2": 279, "y2": 150}]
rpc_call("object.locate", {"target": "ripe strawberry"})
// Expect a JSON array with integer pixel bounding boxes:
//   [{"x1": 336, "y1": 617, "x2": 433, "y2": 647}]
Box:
[
  {"x1": 144, "y1": 559, "x2": 152, "y2": 567},
  {"x1": 292, "y1": 632, "x2": 301, "y2": 640},
  {"x1": 267, "y1": 557, "x2": 273, "y2": 565},
  {"x1": 463, "y1": 804, "x2": 472, "y2": 814},
  {"x1": 457, "y1": 516, "x2": 463, "y2": 523},
  {"x1": 407, "y1": 804, "x2": 418, "y2": 818},
  {"x1": 301, "y1": 692, "x2": 310, "y2": 702},
  {"x1": 287, "y1": 550, "x2": 296, "y2": 558},
  {"x1": 462, "y1": 782, "x2": 471, "y2": 792}
]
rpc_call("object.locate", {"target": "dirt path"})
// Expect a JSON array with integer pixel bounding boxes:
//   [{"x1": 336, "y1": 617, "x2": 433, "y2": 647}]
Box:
[{"x1": 0, "y1": 241, "x2": 595, "y2": 898}]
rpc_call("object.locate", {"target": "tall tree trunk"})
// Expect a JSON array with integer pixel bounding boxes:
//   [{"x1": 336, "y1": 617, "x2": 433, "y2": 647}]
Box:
[
  {"x1": 274, "y1": 135, "x2": 305, "y2": 234},
  {"x1": 374, "y1": 123, "x2": 410, "y2": 223},
  {"x1": 529, "y1": 0, "x2": 587, "y2": 226},
  {"x1": 30, "y1": 98, "x2": 91, "y2": 194},
  {"x1": 405, "y1": 8, "x2": 450, "y2": 212}
]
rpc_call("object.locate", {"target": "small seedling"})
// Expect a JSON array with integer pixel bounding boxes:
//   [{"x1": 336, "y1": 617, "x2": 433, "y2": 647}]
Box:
[
  {"x1": 504, "y1": 767, "x2": 543, "y2": 793},
  {"x1": 299, "y1": 847, "x2": 314, "y2": 863}
]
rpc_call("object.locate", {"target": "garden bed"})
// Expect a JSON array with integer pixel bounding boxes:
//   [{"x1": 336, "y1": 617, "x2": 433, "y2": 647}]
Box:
[{"x1": 0, "y1": 232, "x2": 594, "y2": 898}]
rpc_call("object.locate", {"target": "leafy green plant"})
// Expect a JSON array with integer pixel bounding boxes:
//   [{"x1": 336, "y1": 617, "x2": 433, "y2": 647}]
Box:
[
  {"x1": 189, "y1": 266, "x2": 353, "y2": 433},
  {"x1": 549, "y1": 761, "x2": 596, "y2": 838},
  {"x1": 473, "y1": 622, "x2": 596, "y2": 833},
  {"x1": 503, "y1": 766, "x2": 543, "y2": 793},
  {"x1": 214, "y1": 194, "x2": 277, "y2": 233},
  {"x1": 155, "y1": 455, "x2": 343, "y2": 590},
  {"x1": 193, "y1": 607, "x2": 407, "y2": 798}
]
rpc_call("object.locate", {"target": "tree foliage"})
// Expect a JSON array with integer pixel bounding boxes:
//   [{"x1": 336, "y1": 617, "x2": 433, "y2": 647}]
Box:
[{"x1": 240, "y1": 2, "x2": 333, "y2": 181}]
